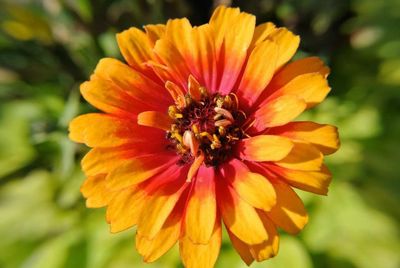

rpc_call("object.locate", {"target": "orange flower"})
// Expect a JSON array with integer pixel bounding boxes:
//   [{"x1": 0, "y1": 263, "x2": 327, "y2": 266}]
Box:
[{"x1": 69, "y1": 6, "x2": 339, "y2": 267}]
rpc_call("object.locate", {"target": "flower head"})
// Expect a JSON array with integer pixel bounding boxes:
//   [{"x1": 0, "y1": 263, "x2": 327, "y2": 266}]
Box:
[{"x1": 69, "y1": 6, "x2": 339, "y2": 267}]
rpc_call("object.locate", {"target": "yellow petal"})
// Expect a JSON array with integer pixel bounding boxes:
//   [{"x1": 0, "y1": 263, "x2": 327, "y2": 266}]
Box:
[
  {"x1": 269, "y1": 56, "x2": 330, "y2": 89},
  {"x1": 144, "y1": 24, "x2": 165, "y2": 46},
  {"x1": 185, "y1": 166, "x2": 216, "y2": 244},
  {"x1": 272, "y1": 73, "x2": 331, "y2": 108},
  {"x1": 69, "y1": 113, "x2": 138, "y2": 147},
  {"x1": 227, "y1": 230, "x2": 254, "y2": 266},
  {"x1": 106, "y1": 153, "x2": 176, "y2": 190},
  {"x1": 136, "y1": 201, "x2": 182, "y2": 262},
  {"x1": 237, "y1": 40, "x2": 278, "y2": 108},
  {"x1": 138, "y1": 179, "x2": 188, "y2": 239},
  {"x1": 275, "y1": 142, "x2": 323, "y2": 171},
  {"x1": 180, "y1": 219, "x2": 222, "y2": 268},
  {"x1": 165, "y1": 18, "x2": 194, "y2": 66},
  {"x1": 217, "y1": 182, "x2": 268, "y2": 245},
  {"x1": 266, "y1": 163, "x2": 332, "y2": 195},
  {"x1": 94, "y1": 58, "x2": 170, "y2": 106},
  {"x1": 106, "y1": 187, "x2": 145, "y2": 233},
  {"x1": 250, "y1": 95, "x2": 306, "y2": 133},
  {"x1": 116, "y1": 27, "x2": 155, "y2": 72},
  {"x1": 270, "y1": 121, "x2": 340, "y2": 155},
  {"x1": 137, "y1": 111, "x2": 172, "y2": 131},
  {"x1": 222, "y1": 159, "x2": 276, "y2": 212},
  {"x1": 249, "y1": 212, "x2": 280, "y2": 261},
  {"x1": 269, "y1": 27, "x2": 300, "y2": 69},
  {"x1": 267, "y1": 181, "x2": 308, "y2": 234},
  {"x1": 250, "y1": 22, "x2": 276, "y2": 48},
  {"x1": 81, "y1": 174, "x2": 115, "y2": 208},
  {"x1": 238, "y1": 135, "x2": 294, "y2": 162}
]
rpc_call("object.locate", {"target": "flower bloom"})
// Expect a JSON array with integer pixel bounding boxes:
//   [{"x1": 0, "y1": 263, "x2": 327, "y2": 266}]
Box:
[{"x1": 69, "y1": 6, "x2": 339, "y2": 267}]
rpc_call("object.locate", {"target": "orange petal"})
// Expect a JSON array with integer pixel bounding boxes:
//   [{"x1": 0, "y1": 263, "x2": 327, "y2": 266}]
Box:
[
  {"x1": 222, "y1": 159, "x2": 276, "y2": 212},
  {"x1": 137, "y1": 111, "x2": 172, "y2": 131},
  {"x1": 94, "y1": 58, "x2": 170, "y2": 107},
  {"x1": 165, "y1": 18, "x2": 194, "y2": 69},
  {"x1": 191, "y1": 25, "x2": 218, "y2": 91},
  {"x1": 249, "y1": 212, "x2": 280, "y2": 261},
  {"x1": 106, "y1": 187, "x2": 145, "y2": 233},
  {"x1": 250, "y1": 22, "x2": 276, "y2": 50},
  {"x1": 184, "y1": 166, "x2": 216, "y2": 244},
  {"x1": 210, "y1": 6, "x2": 256, "y2": 94},
  {"x1": 271, "y1": 73, "x2": 331, "y2": 109},
  {"x1": 69, "y1": 113, "x2": 148, "y2": 147},
  {"x1": 227, "y1": 230, "x2": 254, "y2": 266},
  {"x1": 267, "y1": 181, "x2": 308, "y2": 234},
  {"x1": 217, "y1": 180, "x2": 268, "y2": 245},
  {"x1": 268, "y1": 27, "x2": 300, "y2": 69},
  {"x1": 236, "y1": 40, "x2": 278, "y2": 108},
  {"x1": 153, "y1": 38, "x2": 192, "y2": 89},
  {"x1": 249, "y1": 95, "x2": 306, "y2": 133},
  {"x1": 137, "y1": 173, "x2": 188, "y2": 239},
  {"x1": 275, "y1": 142, "x2": 323, "y2": 171},
  {"x1": 180, "y1": 218, "x2": 222, "y2": 268},
  {"x1": 270, "y1": 121, "x2": 340, "y2": 155},
  {"x1": 266, "y1": 163, "x2": 332, "y2": 195},
  {"x1": 237, "y1": 135, "x2": 293, "y2": 162},
  {"x1": 81, "y1": 174, "x2": 116, "y2": 208},
  {"x1": 80, "y1": 76, "x2": 147, "y2": 116},
  {"x1": 165, "y1": 81, "x2": 186, "y2": 108},
  {"x1": 144, "y1": 24, "x2": 165, "y2": 46},
  {"x1": 187, "y1": 153, "x2": 205, "y2": 182},
  {"x1": 136, "y1": 195, "x2": 184, "y2": 262},
  {"x1": 81, "y1": 142, "x2": 166, "y2": 176},
  {"x1": 106, "y1": 153, "x2": 177, "y2": 190},
  {"x1": 116, "y1": 27, "x2": 155, "y2": 73},
  {"x1": 269, "y1": 57, "x2": 330, "y2": 89},
  {"x1": 188, "y1": 75, "x2": 202, "y2": 101},
  {"x1": 209, "y1": 6, "x2": 240, "y2": 56}
]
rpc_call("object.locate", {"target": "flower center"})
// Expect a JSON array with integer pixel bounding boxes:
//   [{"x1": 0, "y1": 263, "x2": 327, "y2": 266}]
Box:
[{"x1": 166, "y1": 87, "x2": 247, "y2": 167}]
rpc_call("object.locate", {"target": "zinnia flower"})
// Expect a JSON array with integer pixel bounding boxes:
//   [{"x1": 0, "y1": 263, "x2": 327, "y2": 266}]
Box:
[{"x1": 69, "y1": 5, "x2": 339, "y2": 267}]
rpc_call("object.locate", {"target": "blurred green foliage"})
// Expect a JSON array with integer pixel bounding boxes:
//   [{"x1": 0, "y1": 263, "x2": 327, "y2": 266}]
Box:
[{"x1": 0, "y1": 0, "x2": 399, "y2": 267}]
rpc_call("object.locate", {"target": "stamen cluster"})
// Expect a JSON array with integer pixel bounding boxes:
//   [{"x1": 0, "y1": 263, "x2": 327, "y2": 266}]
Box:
[{"x1": 166, "y1": 89, "x2": 247, "y2": 167}]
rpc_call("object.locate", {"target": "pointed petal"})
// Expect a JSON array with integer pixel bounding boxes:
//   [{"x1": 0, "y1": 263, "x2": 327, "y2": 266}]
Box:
[
  {"x1": 267, "y1": 181, "x2": 308, "y2": 234},
  {"x1": 184, "y1": 166, "x2": 216, "y2": 244},
  {"x1": 222, "y1": 159, "x2": 276, "y2": 212},
  {"x1": 237, "y1": 135, "x2": 293, "y2": 162},
  {"x1": 250, "y1": 22, "x2": 276, "y2": 49}
]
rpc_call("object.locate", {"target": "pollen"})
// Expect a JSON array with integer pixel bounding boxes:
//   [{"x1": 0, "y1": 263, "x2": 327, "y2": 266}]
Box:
[{"x1": 166, "y1": 83, "x2": 247, "y2": 167}]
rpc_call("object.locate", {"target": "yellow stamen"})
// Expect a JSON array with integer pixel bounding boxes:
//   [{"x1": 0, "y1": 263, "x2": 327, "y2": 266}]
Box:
[{"x1": 200, "y1": 132, "x2": 214, "y2": 142}]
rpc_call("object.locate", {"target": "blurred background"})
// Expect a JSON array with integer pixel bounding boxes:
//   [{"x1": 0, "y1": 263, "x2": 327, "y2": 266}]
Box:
[{"x1": 0, "y1": 0, "x2": 399, "y2": 267}]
